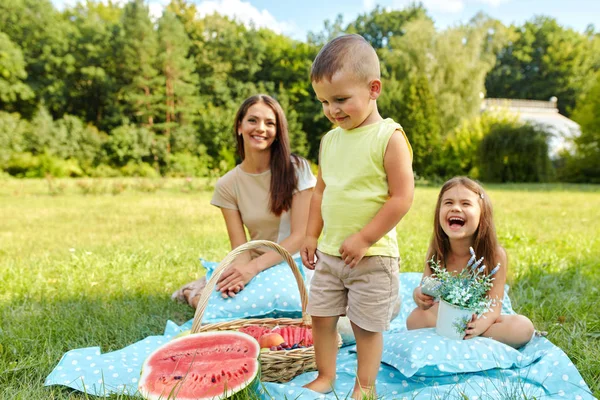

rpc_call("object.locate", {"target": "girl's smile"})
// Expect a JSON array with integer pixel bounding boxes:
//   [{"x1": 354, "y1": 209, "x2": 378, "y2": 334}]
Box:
[{"x1": 439, "y1": 184, "x2": 482, "y2": 239}]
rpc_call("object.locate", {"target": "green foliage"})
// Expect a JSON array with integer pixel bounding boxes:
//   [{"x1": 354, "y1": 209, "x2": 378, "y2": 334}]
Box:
[
  {"x1": 165, "y1": 152, "x2": 211, "y2": 178},
  {"x1": 104, "y1": 124, "x2": 155, "y2": 167},
  {"x1": 155, "y1": 11, "x2": 201, "y2": 141},
  {"x1": 346, "y1": 4, "x2": 430, "y2": 49},
  {"x1": 0, "y1": 111, "x2": 29, "y2": 167},
  {"x1": 485, "y1": 16, "x2": 598, "y2": 116},
  {"x1": 0, "y1": 0, "x2": 76, "y2": 117},
  {"x1": 0, "y1": 1, "x2": 598, "y2": 182},
  {"x1": 115, "y1": 0, "x2": 162, "y2": 128},
  {"x1": 559, "y1": 72, "x2": 600, "y2": 182},
  {"x1": 436, "y1": 110, "x2": 520, "y2": 179},
  {"x1": 0, "y1": 32, "x2": 34, "y2": 109},
  {"x1": 382, "y1": 15, "x2": 503, "y2": 135},
  {"x1": 120, "y1": 161, "x2": 159, "y2": 177},
  {"x1": 380, "y1": 73, "x2": 441, "y2": 178},
  {"x1": 5, "y1": 152, "x2": 83, "y2": 178},
  {"x1": 428, "y1": 249, "x2": 497, "y2": 315},
  {"x1": 479, "y1": 122, "x2": 554, "y2": 182}
]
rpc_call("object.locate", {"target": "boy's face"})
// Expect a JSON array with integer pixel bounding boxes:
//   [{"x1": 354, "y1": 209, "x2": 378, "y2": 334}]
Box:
[{"x1": 312, "y1": 69, "x2": 380, "y2": 130}]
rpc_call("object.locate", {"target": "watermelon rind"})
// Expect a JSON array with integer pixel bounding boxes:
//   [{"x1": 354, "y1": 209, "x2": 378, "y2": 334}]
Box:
[{"x1": 138, "y1": 331, "x2": 260, "y2": 400}]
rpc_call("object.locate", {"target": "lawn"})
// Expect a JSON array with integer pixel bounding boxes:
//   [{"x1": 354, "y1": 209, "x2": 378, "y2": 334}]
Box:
[{"x1": 0, "y1": 178, "x2": 598, "y2": 399}]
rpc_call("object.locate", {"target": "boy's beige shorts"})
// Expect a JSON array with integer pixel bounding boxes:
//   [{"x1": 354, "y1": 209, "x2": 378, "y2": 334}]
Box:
[{"x1": 307, "y1": 250, "x2": 400, "y2": 332}]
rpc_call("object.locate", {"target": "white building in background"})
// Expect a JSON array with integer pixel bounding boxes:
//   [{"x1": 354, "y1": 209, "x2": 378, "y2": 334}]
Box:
[{"x1": 480, "y1": 96, "x2": 581, "y2": 158}]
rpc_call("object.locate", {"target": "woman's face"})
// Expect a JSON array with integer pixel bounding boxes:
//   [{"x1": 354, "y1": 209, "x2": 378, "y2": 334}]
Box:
[{"x1": 238, "y1": 102, "x2": 277, "y2": 154}]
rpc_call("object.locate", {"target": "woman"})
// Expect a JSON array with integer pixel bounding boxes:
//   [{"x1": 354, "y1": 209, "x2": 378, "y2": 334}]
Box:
[{"x1": 172, "y1": 94, "x2": 316, "y2": 307}]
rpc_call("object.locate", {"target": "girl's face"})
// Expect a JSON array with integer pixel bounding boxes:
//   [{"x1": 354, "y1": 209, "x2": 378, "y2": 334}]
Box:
[
  {"x1": 238, "y1": 102, "x2": 277, "y2": 154},
  {"x1": 439, "y1": 184, "x2": 482, "y2": 241}
]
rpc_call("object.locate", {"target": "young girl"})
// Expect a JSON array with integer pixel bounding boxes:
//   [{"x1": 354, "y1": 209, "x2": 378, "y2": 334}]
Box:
[{"x1": 406, "y1": 176, "x2": 534, "y2": 349}]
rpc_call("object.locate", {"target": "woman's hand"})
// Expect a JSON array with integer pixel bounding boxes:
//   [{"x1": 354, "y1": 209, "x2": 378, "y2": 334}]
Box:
[
  {"x1": 414, "y1": 286, "x2": 435, "y2": 310},
  {"x1": 216, "y1": 261, "x2": 259, "y2": 298}
]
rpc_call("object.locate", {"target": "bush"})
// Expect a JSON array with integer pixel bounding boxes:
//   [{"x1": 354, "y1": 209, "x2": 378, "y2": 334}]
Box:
[
  {"x1": 164, "y1": 151, "x2": 211, "y2": 177},
  {"x1": 479, "y1": 122, "x2": 554, "y2": 182},
  {"x1": 120, "y1": 161, "x2": 160, "y2": 178},
  {"x1": 5, "y1": 152, "x2": 83, "y2": 177},
  {"x1": 434, "y1": 111, "x2": 519, "y2": 180},
  {"x1": 104, "y1": 124, "x2": 155, "y2": 167},
  {"x1": 0, "y1": 111, "x2": 29, "y2": 168},
  {"x1": 88, "y1": 164, "x2": 122, "y2": 178}
]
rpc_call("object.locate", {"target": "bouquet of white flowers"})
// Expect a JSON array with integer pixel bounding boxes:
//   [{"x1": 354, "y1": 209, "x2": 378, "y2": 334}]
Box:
[{"x1": 421, "y1": 247, "x2": 500, "y2": 338}]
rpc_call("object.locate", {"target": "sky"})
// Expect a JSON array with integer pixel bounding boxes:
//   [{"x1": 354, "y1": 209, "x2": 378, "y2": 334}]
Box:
[{"x1": 50, "y1": 0, "x2": 599, "y2": 41}]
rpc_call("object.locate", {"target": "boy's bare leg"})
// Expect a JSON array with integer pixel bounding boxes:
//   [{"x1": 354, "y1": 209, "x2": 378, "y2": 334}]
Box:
[
  {"x1": 406, "y1": 302, "x2": 438, "y2": 330},
  {"x1": 350, "y1": 322, "x2": 382, "y2": 400},
  {"x1": 303, "y1": 316, "x2": 340, "y2": 393},
  {"x1": 480, "y1": 314, "x2": 535, "y2": 349}
]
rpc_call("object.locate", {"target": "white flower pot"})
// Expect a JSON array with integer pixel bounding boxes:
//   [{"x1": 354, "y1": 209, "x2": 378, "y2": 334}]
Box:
[{"x1": 436, "y1": 299, "x2": 474, "y2": 340}]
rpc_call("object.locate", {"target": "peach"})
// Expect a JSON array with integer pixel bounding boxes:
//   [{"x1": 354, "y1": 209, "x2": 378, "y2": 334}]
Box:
[{"x1": 258, "y1": 332, "x2": 285, "y2": 349}]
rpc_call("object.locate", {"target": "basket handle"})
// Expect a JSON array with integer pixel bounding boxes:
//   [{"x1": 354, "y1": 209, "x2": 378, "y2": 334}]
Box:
[{"x1": 191, "y1": 240, "x2": 310, "y2": 333}]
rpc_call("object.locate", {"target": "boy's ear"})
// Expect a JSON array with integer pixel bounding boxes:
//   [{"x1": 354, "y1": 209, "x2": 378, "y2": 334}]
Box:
[{"x1": 369, "y1": 79, "x2": 382, "y2": 99}]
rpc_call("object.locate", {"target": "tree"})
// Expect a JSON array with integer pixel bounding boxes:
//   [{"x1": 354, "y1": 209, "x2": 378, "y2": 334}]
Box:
[
  {"x1": 382, "y1": 16, "x2": 502, "y2": 135},
  {"x1": 61, "y1": 1, "x2": 123, "y2": 131},
  {"x1": 0, "y1": 32, "x2": 34, "y2": 110},
  {"x1": 378, "y1": 73, "x2": 440, "y2": 177},
  {"x1": 156, "y1": 11, "x2": 201, "y2": 150},
  {"x1": 0, "y1": 0, "x2": 75, "y2": 118},
  {"x1": 485, "y1": 17, "x2": 597, "y2": 116},
  {"x1": 561, "y1": 72, "x2": 600, "y2": 182},
  {"x1": 479, "y1": 122, "x2": 553, "y2": 182},
  {"x1": 114, "y1": 0, "x2": 162, "y2": 128},
  {"x1": 346, "y1": 4, "x2": 429, "y2": 49}
]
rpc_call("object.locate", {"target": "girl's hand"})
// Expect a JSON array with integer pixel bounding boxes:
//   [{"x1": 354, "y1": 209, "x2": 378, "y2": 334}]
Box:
[
  {"x1": 216, "y1": 261, "x2": 259, "y2": 298},
  {"x1": 463, "y1": 314, "x2": 488, "y2": 340},
  {"x1": 414, "y1": 286, "x2": 435, "y2": 310},
  {"x1": 339, "y1": 232, "x2": 370, "y2": 268},
  {"x1": 301, "y1": 237, "x2": 319, "y2": 270}
]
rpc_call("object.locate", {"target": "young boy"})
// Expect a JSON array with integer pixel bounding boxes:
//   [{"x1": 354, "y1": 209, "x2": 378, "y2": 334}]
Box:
[{"x1": 301, "y1": 34, "x2": 414, "y2": 399}]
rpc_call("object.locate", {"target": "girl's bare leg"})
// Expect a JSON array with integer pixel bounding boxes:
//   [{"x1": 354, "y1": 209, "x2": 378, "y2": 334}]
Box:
[
  {"x1": 481, "y1": 314, "x2": 535, "y2": 349},
  {"x1": 406, "y1": 302, "x2": 438, "y2": 330}
]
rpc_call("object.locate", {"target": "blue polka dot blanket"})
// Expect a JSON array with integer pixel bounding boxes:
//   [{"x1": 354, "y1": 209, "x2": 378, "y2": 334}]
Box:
[{"x1": 46, "y1": 272, "x2": 596, "y2": 399}]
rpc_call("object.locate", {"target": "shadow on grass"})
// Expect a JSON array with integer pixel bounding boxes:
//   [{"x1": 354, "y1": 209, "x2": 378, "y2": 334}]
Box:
[{"x1": 0, "y1": 292, "x2": 194, "y2": 400}]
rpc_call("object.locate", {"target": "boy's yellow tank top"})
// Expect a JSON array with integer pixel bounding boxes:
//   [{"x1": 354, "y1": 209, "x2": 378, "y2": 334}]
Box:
[{"x1": 318, "y1": 118, "x2": 412, "y2": 258}]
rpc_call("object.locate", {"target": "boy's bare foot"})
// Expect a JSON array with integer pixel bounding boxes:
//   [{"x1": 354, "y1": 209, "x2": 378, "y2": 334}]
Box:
[{"x1": 302, "y1": 376, "x2": 335, "y2": 394}]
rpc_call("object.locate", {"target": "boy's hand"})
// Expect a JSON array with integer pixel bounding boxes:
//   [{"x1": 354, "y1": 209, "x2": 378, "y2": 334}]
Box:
[
  {"x1": 301, "y1": 237, "x2": 318, "y2": 270},
  {"x1": 339, "y1": 232, "x2": 370, "y2": 268},
  {"x1": 414, "y1": 286, "x2": 435, "y2": 310}
]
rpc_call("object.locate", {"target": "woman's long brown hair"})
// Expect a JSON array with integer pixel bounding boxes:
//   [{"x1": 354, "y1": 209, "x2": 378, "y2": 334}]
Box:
[
  {"x1": 233, "y1": 94, "x2": 299, "y2": 216},
  {"x1": 427, "y1": 176, "x2": 499, "y2": 275}
]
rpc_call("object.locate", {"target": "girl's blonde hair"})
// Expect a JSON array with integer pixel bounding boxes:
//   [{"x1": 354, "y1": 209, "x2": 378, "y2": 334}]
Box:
[{"x1": 428, "y1": 176, "x2": 499, "y2": 275}]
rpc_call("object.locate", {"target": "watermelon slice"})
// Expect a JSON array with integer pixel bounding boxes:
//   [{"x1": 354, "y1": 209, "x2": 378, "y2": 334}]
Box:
[{"x1": 138, "y1": 331, "x2": 260, "y2": 400}]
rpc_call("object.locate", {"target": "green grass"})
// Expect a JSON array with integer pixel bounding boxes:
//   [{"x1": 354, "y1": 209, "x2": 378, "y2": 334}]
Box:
[{"x1": 0, "y1": 178, "x2": 598, "y2": 399}]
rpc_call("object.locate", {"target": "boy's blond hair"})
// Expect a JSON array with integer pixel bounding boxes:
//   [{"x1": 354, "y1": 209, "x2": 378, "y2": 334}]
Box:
[{"x1": 310, "y1": 34, "x2": 380, "y2": 84}]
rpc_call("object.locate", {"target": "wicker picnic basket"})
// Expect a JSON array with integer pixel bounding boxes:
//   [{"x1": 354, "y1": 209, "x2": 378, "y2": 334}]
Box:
[{"x1": 190, "y1": 240, "x2": 338, "y2": 383}]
